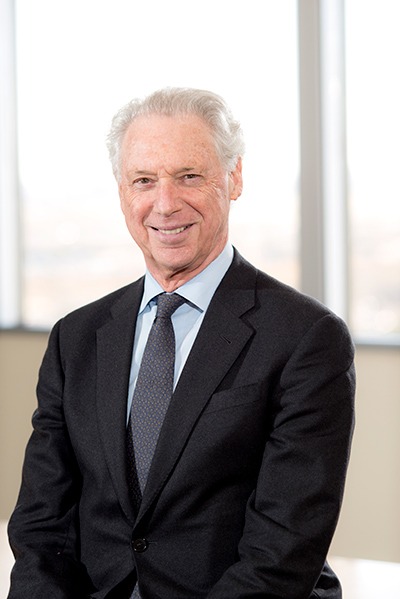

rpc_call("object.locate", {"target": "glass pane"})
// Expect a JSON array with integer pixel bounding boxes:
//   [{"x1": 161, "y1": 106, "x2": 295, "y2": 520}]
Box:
[
  {"x1": 16, "y1": 0, "x2": 299, "y2": 329},
  {"x1": 346, "y1": 0, "x2": 400, "y2": 337}
]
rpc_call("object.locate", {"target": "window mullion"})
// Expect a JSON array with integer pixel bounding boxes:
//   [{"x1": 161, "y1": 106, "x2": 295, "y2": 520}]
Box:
[
  {"x1": 0, "y1": 0, "x2": 21, "y2": 328},
  {"x1": 298, "y1": 0, "x2": 349, "y2": 322},
  {"x1": 320, "y1": 0, "x2": 349, "y2": 322},
  {"x1": 298, "y1": 0, "x2": 324, "y2": 303}
]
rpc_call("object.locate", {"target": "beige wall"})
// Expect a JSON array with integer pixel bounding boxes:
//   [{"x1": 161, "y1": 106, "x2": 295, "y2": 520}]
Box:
[
  {"x1": 330, "y1": 345, "x2": 400, "y2": 562},
  {"x1": 1, "y1": 331, "x2": 400, "y2": 562},
  {"x1": 0, "y1": 331, "x2": 48, "y2": 517}
]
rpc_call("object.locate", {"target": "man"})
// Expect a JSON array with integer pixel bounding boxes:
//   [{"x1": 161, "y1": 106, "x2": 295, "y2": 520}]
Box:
[{"x1": 8, "y1": 87, "x2": 355, "y2": 599}]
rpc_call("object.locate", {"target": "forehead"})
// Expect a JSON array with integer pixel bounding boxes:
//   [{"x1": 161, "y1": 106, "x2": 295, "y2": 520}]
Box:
[{"x1": 121, "y1": 113, "x2": 220, "y2": 169}]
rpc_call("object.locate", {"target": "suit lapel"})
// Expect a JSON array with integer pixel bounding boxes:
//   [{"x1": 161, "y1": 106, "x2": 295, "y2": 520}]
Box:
[
  {"x1": 136, "y1": 253, "x2": 257, "y2": 522},
  {"x1": 96, "y1": 280, "x2": 144, "y2": 524}
]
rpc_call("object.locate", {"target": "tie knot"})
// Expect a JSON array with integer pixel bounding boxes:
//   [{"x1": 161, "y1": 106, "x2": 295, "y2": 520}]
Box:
[{"x1": 156, "y1": 293, "x2": 186, "y2": 319}]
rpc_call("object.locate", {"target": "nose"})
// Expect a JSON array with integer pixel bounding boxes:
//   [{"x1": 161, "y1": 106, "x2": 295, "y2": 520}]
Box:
[{"x1": 153, "y1": 179, "x2": 182, "y2": 216}]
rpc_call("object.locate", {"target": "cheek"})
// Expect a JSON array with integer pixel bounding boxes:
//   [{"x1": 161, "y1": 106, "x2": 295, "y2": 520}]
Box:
[
  {"x1": 209, "y1": 194, "x2": 231, "y2": 222},
  {"x1": 120, "y1": 202, "x2": 143, "y2": 240},
  {"x1": 120, "y1": 197, "x2": 128, "y2": 218},
  {"x1": 120, "y1": 192, "x2": 147, "y2": 223},
  {"x1": 198, "y1": 183, "x2": 229, "y2": 217},
  {"x1": 119, "y1": 189, "x2": 132, "y2": 217}
]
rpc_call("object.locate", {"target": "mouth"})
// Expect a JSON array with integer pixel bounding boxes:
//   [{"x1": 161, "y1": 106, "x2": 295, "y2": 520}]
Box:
[{"x1": 150, "y1": 224, "x2": 192, "y2": 235}]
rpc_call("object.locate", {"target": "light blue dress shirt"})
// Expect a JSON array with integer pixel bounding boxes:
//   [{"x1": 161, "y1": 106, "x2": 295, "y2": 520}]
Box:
[{"x1": 126, "y1": 243, "x2": 234, "y2": 421}]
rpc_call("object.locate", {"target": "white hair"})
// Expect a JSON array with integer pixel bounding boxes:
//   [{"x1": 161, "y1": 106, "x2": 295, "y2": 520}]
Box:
[{"x1": 106, "y1": 87, "x2": 245, "y2": 182}]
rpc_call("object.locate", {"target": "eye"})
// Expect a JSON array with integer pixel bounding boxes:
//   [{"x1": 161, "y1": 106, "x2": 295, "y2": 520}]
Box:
[
  {"x1": 133, "y1": 177, "x2": 152, "y2": 186},
  {"x1": 181, "y1": 173, "x2": 202, "y2": 185}
]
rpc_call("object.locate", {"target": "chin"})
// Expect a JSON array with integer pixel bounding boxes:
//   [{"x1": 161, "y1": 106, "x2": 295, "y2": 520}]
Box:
[{"x1": 155, "y1": 248, "x2": 198, "y2": 269}]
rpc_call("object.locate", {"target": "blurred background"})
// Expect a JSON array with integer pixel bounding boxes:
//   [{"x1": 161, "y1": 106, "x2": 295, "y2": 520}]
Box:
[{"x1": 1, "y1": 0, "x2": 399, "y2": 589}]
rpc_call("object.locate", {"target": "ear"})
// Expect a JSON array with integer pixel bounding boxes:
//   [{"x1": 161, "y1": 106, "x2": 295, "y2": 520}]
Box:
[{"x1": 229, "y1": 157, "x2": 243, "y2": 202}]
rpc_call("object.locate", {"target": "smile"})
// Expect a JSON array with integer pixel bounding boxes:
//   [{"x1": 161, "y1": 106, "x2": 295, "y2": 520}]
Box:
[{"x1": 152, "y1": 225, "x2": 191, "y2": 235}]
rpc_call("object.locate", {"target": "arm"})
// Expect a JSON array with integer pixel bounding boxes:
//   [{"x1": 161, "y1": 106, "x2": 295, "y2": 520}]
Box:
[
  {"x1": 207, "y1": 313, "x2": 355, "y2": 598},
  {"x1": 7, "y1": 321, "x2": 93, "y2": 599}
]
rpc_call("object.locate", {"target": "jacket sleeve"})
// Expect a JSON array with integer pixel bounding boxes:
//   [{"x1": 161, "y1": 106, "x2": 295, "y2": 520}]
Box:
[
  {"x1": 206, "y1": 313, "x2": 356, "y2": 599},
  {"x1": 7, "y1": 320, "x2": 94, "y2": 599}
]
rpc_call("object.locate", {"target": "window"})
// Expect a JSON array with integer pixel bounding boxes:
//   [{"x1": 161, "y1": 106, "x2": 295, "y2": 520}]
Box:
[
  {"x1": 3, "y1": 0, "x2": 398, "y2": 342},
  {"x1": 12, "y1": 0, "x2": 299, "y2": 329},
  {"x1": 346, "y1": 0, "x2": 400, "y2": 339}
]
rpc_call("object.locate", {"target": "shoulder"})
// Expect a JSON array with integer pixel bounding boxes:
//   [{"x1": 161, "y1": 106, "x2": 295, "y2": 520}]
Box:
[
  {"x1": 227, "y1": 249, "x2": 353, "y2": 349},
  {"x1": 227, "y1": 248, "x2": 327, "y2": 316},
  {"x1": 52, "y1": 277, "x2": 144, "y2": 340}
]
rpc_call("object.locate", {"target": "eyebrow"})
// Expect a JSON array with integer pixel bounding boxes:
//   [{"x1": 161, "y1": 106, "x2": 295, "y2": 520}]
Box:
[
  {"x1": 132, "y1": 170, "x2": 155, "y2": 176},
  {"x1": 131, "y1": 167, "x2": 199, "y2": 176}
]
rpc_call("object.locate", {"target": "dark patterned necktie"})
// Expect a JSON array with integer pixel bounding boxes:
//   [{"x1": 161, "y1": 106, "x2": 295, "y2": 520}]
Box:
[{"x1": 127, "y1": 293, "x2": 186, "y2": 509}]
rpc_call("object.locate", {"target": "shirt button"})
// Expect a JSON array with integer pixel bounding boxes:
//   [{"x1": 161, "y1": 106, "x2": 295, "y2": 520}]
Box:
[{"x1": 132, "y1": 538, "x2": 149, "y2": 552}]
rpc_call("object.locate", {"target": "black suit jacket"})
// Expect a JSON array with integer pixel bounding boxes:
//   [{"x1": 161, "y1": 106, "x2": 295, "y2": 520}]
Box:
[{"x1": 8, "y1": 251, "x2": 355, "y2": 599}]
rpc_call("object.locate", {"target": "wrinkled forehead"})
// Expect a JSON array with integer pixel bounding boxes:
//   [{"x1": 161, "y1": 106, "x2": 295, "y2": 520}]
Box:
[{"x1": 120, "y1": 112, "x2": 221, "y2": 170}]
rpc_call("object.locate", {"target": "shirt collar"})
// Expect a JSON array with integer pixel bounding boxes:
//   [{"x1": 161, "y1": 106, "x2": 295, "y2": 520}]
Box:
[{"x1": 139, "y1": 243, "x2": 234, "y2": 314}]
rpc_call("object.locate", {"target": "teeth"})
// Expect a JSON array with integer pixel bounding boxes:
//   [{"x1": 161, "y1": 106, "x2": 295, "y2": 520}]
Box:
[{"x1": 158, "y1": 226, "x2": 187, "y2": 235}]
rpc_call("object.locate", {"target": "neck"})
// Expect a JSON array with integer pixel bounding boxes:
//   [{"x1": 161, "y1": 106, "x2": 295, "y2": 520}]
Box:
[{"x1": 146, "y1": 247, "x2": 227, "y2": 293}]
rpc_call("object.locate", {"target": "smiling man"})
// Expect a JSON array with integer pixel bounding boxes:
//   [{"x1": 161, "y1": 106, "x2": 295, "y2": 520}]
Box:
[
  {"x1": 117, "y1": 111, "x2": 242, "y2": 290},
  {"x1": 8, "y1": 88, "x2": 355, "y2": 599}
]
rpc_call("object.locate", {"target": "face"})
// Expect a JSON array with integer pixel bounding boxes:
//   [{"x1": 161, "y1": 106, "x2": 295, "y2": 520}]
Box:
[{"x1": 118, "y1": 113, "x2": 243, "y2": 290}]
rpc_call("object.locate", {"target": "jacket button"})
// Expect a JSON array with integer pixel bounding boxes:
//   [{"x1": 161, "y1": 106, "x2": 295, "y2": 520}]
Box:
[{"x1": 132, "y1": 538, "x2": 148, "y2": 552}]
